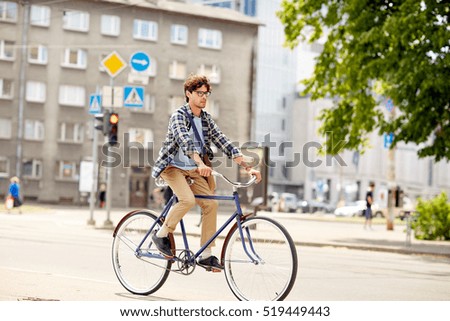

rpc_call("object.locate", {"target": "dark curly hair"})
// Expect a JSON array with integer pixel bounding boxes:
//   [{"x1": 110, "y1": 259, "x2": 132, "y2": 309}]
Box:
[{"x1": 184, "y1": 74, "x2": 211, "y2": 103}]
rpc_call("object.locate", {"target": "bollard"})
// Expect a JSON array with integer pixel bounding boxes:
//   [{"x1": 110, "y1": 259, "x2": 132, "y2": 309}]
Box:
[{"x1": 405, "y1": 212, "x2": 412, "y2": 247}]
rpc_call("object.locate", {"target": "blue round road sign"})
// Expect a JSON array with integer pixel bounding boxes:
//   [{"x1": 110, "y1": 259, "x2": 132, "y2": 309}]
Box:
[{"x1": 130, "y1": 51, "x2": 150, "y2": 72}]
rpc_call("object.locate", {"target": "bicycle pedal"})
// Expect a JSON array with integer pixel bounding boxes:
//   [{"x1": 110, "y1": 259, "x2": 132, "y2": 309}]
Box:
[{"x1": 199, "y1": 265, "x2": 222, "y2": 273}]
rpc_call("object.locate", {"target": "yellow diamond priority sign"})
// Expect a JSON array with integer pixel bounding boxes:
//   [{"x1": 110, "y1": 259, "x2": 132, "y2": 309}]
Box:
[{"x1": 101, "y1": 51, "x2": 127, "y2": 78}]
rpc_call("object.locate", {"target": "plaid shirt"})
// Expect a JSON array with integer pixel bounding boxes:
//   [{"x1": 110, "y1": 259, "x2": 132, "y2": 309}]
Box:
[{"x1": 152, "y1": 104, "x2": 242, "y2": 178}]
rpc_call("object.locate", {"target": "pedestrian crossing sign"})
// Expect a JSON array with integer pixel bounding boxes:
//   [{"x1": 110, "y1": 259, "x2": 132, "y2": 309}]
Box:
[
  {"x1": 89, "y1": 94, "x2": 102, "y2": 114},
  {"x1": 123, "y1": 86, "x2": 144, "y2": 108}
]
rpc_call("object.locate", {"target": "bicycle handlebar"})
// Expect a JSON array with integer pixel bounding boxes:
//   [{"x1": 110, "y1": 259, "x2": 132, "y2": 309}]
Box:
[
  {"x1": 211, "y1": 170, "x2": 257, "y2": 188},
  {"x1": 155, "y1": 170, "x2": 257, "y2": 189}
]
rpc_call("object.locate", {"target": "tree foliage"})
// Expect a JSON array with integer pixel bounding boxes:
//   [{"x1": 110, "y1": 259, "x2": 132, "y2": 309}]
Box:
[
  {"x1": 411, "y1": 192, "x2": 450, "y2": 241},
  {"x1": 277, "y1": 0, "x2": 450, "y2": 161}
]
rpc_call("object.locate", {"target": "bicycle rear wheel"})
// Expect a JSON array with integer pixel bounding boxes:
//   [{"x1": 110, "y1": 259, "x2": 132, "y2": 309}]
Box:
[
  {"x1": 222, "y1": 216, "x2": 297, "y2": 301},
  {"x1": 112, "y1": 210, "x2": 172, "y2": 295}
]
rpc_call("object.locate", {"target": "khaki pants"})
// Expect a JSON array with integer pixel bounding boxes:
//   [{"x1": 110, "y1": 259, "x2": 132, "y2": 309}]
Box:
[{"x1": 160, "y1": 166, "x2": 218, "y2": 248}]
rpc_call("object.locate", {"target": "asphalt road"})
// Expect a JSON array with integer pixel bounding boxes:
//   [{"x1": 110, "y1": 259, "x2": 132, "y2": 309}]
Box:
[{"x1": 1, "y1": 210, "x2": 449, "y2": 301}]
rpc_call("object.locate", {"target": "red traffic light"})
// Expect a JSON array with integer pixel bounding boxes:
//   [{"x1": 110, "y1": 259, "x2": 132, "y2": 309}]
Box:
[{"x1": 109, "y1": 113, "x2": 119, "y2": 124}]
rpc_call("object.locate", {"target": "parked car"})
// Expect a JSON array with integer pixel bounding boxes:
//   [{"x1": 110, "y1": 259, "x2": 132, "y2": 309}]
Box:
[
  {"x1": 334, "y1": 200, "x2": 366, "y2": 217},
  {"x1": 298, "y1": 200, "x2": 335, "y2": 214},
  {"x1": 278, "y1": 193, "x2": 298, "y2": 213}
]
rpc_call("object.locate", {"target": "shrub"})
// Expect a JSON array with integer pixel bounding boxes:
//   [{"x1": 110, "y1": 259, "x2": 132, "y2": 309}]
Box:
[{"x1": 411, "y1": 192, "x2": 450, "y2": 241}]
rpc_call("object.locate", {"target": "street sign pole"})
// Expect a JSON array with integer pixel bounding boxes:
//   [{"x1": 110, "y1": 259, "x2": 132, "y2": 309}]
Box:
[
  {"x1": 88, "y1": 117, "x2": 98, "y2": 226},
  {"x1": 104, "y1": 77, "x2": 114, "y2": 228},
  {"x1": 99, "y1": 51, "x2": 126, "y2": 228}
]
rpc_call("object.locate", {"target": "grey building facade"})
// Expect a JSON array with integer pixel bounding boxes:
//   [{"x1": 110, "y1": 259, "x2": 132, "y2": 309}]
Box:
[{"x1": 0, "y1": 0, "x2": 259, "y2": 206}]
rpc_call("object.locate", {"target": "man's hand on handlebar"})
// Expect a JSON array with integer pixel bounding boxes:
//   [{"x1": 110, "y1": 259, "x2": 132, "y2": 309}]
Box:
[{"x1": 248, "y1": 168, "x2": 262, "y2": 183}]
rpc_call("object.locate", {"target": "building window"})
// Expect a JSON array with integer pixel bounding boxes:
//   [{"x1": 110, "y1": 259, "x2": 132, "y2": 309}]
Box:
[
  {"x1": 198, "y1": 64, "x2": 221, "y2": 84},
  {"x1": 57, "y1": 161, "x2": 78, "y2": 180},
  {"x1": 128, "y1": 128, "x2": 154, "y2": 147},
  {"x1": 23, "y1": 159, "x2": 42, "y2": 178},
  {"x1": 30, "y1": 5, "x2": 50, "y2": 27},
  {"x1": 0, "y1": 40, "x2": 15, "y2": 60},
  {"x1": 0, "y1": 78, "x2": 13, "y2": 99},
  {"x1": 168, "y1": 95, "x2": 185, "y2": 115},
  {"x1": 0, "y1": 118, "x2": 12, "y2": 138},
  {"x1": 24, "y1": 119, "x2": 44, "y2": 141},
  {"x1": 0, "y1": 1, "x2": 17, "y2": 22},
  {"x1": 26, "y1": 81, "x2": 46, "y2": 103},
  {"x1": 61, "y1": 48, "x2": 87, "y2": 69},
  {"x1": 59, "y1": 123, "x2": 84, "y2": 143},
  {"x1": 169, "y1": 60, "x2": 186, "y2": 80},
  {"x1": 171, "y1": 24, "x2": 188, "y2": 45},
  {"x1": 0, "y1": 157, "x2": 9, "y2": 177},
  {"x1": 133, "y1": 19, "x2": 158, "y2": 41},
  {"x1": 28, "y1": 44, "x2": 48, "y2": 64},
  {"x1": 198, "y1": 28, "x2": 222, "y2": 50},
  {"x1": 59, "y1": 85, "x2": 85, "y2": 107},
  {"x1": 63, "y1": 10, "x2": 89, "y2": 32},
  {"x1": 101, "y1": 15, "x2": 120, "y2": 36},
  {"x1": 205, "y1": 99, "x2": 219, "y2": 119}
]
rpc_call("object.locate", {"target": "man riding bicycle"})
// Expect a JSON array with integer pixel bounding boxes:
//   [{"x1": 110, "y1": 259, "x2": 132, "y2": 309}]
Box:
[{"x1": 151, "y1": 74, "x2": 261, "y2": 272}]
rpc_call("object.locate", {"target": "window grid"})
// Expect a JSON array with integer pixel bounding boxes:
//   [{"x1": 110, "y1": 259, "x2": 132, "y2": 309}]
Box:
[
  {"x1": 0, "y1": 157, "x2": 9, "y2": 177},
  {"x1": 198, "y1": 28, "x2": 222, "y2": 49},
  {"x1": 171, "y1": 24, "x2": 188, "y2": 45},
  {"x1": 59, "y1": 123, "x2": 84, "y2": 143},
  {"x1": 0, "y1": 118, "x2": 12, "y2": 139},
  {"x1": 128, "y1": 128, "x2": 154, "y2": 147},
  {"x1": 101, "y1": 15, "x2": 120, "y2": 36},
  {"x1": 0, "y1": 1, "x2": 17, "y2": 22},
  {"x1": 169, "y1": 61, "x2": 187, "y2": 80},
  {"x1": 23, "y1": 159, "x2": 42, "y2": 178},
  {"x1": 28, "y1": 44, "x2": 48, "y2": 64},
  {"x1": 0, "y1": 78, "x2": 13, "y2": 99},
  {"x1": 61, "y1": 48, "x2": 87, "y2": 69},
  {"x1": 30, "y1": 5, "x2": 50, "y2": 27},
  {"x1": 24, "y1": 119, "x2": 45, "y2": 141},
  {"x1": 133, "y1": 19, "x2": 158, "y2": 41},
  {"x1": 198, "y1": 64, "x2": 221, "y2": 84},
  {"x1": 26, "y1": 81, "x2": 46, "y2": 103},
  {"x1": 57, "y1": 161, "x2": 78, "y2": 180},
  {"x1": 59, "y1": 85, "x2": 85, "y2": 107},
  {"x1": 63, "y1": 10, "x2": 89, "y2": 32},
  {"x1": 0, "y1": 40, "x2": 15, "y2": 60}
]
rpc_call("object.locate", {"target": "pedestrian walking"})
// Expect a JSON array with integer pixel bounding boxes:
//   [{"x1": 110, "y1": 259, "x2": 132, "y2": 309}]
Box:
[
  {"x1": 7, "y1": 176, "x2": 23, "y2": 214},
  {"x1": 364, "y1": 182, "x2": 375, "y2": 230}
]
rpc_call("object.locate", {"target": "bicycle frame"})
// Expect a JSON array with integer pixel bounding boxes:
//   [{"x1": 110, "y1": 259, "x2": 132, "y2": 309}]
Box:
[{"x1": 135, "y1": 190, "x2": 261, "y2": 265}]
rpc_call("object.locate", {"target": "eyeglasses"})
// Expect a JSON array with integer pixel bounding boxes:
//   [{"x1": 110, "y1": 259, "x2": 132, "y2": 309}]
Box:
[{"x1": 194, "y1": 91, "x2": 211, "y2": 97}]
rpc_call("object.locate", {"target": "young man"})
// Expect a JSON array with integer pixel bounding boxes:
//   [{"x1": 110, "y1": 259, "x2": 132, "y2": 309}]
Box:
[
  {"x1": 151, "y1": 74, "x2": 261, "y2": 272},
  {"x1": 364, "y1": 182, "x2": 375, "y2": 230}
]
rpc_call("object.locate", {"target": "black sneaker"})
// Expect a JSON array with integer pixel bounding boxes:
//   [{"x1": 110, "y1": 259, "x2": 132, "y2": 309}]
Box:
[
  {"x1": 197, "y1": 255, "x2": 223, "y2": 272},
  {"x1": 151, "y1": 232, "x2": 174, "y2": 258}
]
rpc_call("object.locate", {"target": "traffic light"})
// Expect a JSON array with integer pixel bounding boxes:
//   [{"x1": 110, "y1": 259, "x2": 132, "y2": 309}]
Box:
[
  {"x1": 94, "y1": 111, "x2": 110, "y2": 135},
  {"x1": 108, "y1": 112, "x2": 119, "y2": 145}
]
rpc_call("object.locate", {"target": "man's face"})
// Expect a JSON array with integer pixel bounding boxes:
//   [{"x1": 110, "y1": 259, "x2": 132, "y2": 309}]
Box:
[{"x1": 186, "y1": 85, "x2": 209, "y2": 109}]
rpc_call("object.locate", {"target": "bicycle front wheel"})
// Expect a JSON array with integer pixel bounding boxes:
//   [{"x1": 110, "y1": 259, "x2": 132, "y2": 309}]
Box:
[
  {"x1": 222, "y1": 216, "x2": 298, "y2": 301},
  {"x1": 112, "y1": 210, "x2": 172, "y2": 295}
]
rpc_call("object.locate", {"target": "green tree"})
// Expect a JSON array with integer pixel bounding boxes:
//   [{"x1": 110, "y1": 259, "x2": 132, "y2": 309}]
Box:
[{"x1": 278, "y1": 0, "x2": 450, "y2": 161}]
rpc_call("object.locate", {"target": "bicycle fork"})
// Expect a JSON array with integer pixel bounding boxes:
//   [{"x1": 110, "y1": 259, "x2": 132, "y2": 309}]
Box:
[{"x1": 236, "y1": 218, "x2": 264, "y2": 265}]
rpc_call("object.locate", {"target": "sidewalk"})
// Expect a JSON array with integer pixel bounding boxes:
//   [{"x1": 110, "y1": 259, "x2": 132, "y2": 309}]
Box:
[{"x1": 10, "y1": 204, "x2": 450, "y2": 258}]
